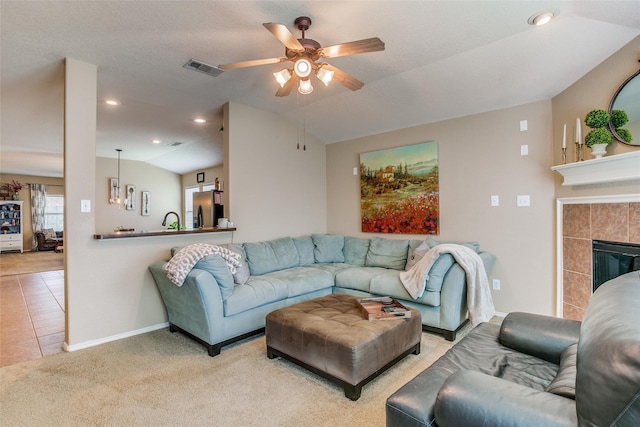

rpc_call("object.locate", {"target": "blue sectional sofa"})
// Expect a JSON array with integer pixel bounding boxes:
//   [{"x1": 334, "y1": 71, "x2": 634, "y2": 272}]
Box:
[{"x1": 149, "y1": 234, "x2": 496, "y2": 356}]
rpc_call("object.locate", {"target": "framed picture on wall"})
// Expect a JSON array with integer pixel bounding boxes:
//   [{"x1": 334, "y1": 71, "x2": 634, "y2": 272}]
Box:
[
  {"x1": 197, "y1": 172, "x2": 205, "y2": 183},
  {"x1": 126, "y1": 185, "x2": 135, "y2": 211},
  {"x1": 359, "y1": 141, "x2": 439, "y2": 234},
  {"x1": 109, "y1": 178, "x2": 119, "y2": 204},
  {"x1": 141, "y1": 191, "x2": 151, "y2": 216}
]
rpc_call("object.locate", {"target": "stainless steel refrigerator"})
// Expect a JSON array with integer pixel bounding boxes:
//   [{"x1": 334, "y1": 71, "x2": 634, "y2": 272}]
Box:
[{"x1": 192, "y1": 191, "x2": 223, "y2": 228}]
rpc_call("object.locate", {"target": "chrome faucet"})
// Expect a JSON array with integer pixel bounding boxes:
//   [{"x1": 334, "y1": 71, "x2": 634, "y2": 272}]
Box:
[{"x1": 162, "y1": 211, "x2": 181, "y2": 231}]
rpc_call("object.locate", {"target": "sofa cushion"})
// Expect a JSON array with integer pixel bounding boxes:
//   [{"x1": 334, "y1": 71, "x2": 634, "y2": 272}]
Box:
[
  {"x1": 428, "y1": 236, "x2": 480, "y2": 253},
  {"x1": 243, "y1": 237, "x2": 299, "y2": 276},
  {"x1": 365, "y1": 237, "x2": 409, "y2": 270},
  {"x1": 193, "y1": 255, "x2": 236, "y2": 301},
  {"x1": 545, "y1": 343, "x2": 577, "y2": 399},
  {"x1": 306, "y1": 263, "x2": 354, "y2": 276},
  {"x1": 335, "y1": 266, "x2": 390, "y2": 292},
  {"x1": 223, "y1": 277, "x2": 288, "y2": 316},
  {"x1": 370, "y1": 271, "x2": 441, "y2": 307},
  {"x1": 311, "y1": 234, "x2": 345, "y2": 263},
  {"x1": 222, "y1": 244, "x2": 250, "y2": 285},
  {"x1": 261, "y1": 266, "x2": 334, "y2": 298},
  {"x1": 343, "y1": 236, "x2": 370, "y2": 266},
  {"x1": 43, "y1": 228, "x2": 57, "y2": 240},
  {"x1": 293, "y1": 236, "x2": 315, "y2": 266}
]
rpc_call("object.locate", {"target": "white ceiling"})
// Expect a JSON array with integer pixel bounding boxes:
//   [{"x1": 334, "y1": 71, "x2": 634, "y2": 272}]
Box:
[{"x1": 1, "y1": 1, "x2": 639, "y2": 177}]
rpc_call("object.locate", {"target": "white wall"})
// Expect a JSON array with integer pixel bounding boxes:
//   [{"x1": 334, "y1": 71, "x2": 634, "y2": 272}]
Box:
[
  {"x1": 95, "y1": 157, "x2": 182, "y2": 233},
  {"x1": 226, "y1": 102, "x2": 327, "y2": 243},
  {"x1": 326, "y1": 101, "x2": 557, "y2": 316}
]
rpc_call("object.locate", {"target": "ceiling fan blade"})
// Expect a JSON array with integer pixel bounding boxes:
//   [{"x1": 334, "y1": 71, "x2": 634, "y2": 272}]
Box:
[
  {"x1": 263, "y1": 23, "x2": 305, "y2": 52},
  {"x1": 275, "y1": 75, "x2": 298, "y2": 97},
  {"x1": 218, "y1": 57, "x2": 287, "y2": 70},
  {"x1": 318, "y1": 37, "x2": 385, "y2": 59},
  {"x1": 322, "y1": 64, "x2": 364, "y2": 91}
]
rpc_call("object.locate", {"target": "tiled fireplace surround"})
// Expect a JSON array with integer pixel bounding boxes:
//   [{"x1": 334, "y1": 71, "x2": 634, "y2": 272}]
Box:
[{"x1": 561, "y1": 201, "x2": 640, "y2": 321}]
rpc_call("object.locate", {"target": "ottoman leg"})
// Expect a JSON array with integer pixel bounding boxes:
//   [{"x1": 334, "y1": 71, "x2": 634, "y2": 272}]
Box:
[
  {"x1": 266, "y1": 346, "x2": 277, "y2": 359},
  {"x1": 344, "y1": 383, "x2": 362, "y2": 401}
]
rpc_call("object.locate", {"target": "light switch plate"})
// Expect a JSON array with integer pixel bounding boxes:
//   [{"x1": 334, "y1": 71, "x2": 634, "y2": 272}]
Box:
[
  {"x1": 517, "y1": 195, "x2": 530, "y2": 207},
  {"x1": 520, "y1": 120, "x2": 528, "y2": 131},
  {"x1": 521, "y1": 145, "x2": 528, "y2": 156},
  {"x1": 81, "y1": 199, "x2": 91, "y2": 213},
  {"x1": 353, "y1": 167, "x2": 358, "y2": 176},
  {"x1": 491, "y1": 195, "x2": 499, "y2": 206}
]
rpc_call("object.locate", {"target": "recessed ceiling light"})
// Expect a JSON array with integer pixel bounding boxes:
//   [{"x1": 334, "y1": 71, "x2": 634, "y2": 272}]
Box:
[
  {"x1": 104, "y1": 99, "x2": 121, "y2": 106},
  {"x1": 194, "y1": 118, "x2": 207, "y2": 124},
  {"x1": 152, "y1": 139, "x2": 161, "y2": 144},
  {"x1": 528, "y1": 10, "x2": 558, "y2": 26}
]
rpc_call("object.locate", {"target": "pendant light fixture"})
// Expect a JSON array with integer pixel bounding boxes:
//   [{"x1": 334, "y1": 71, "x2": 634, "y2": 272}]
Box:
[{"x1": 109, "y1": 149, "x2": 125, "y2": 207}]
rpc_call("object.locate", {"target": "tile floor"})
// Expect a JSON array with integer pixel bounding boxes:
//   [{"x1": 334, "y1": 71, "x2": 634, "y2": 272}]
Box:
[{"x1": 0, "y1": 270, "x2": 65, "y2": 367}]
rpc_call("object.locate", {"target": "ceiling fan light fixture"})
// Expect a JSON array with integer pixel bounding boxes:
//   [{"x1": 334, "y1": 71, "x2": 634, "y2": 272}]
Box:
[
  {"x1": 294, "y1": 58, "x2": 312, "y2": 78},
  {"x1": 298, "y1": 78, "x2": 314, "y2": 94},
  {"x1": 273, "y1": 68, "x2": 292, "y2": 87},
  {"x1": 316, "y1": 67, "x2": 334, "y2": 86}
]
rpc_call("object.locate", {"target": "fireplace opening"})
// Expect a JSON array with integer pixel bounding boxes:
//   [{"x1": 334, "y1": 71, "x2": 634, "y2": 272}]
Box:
[{"x1": 592, "y1": 240, "x2": 640, "y2": 292}]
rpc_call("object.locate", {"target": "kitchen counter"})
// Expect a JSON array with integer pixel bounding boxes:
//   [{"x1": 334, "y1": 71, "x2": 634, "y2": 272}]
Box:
[{"x1": 93, "y1": 227, "x2": 236, "y2": 240}]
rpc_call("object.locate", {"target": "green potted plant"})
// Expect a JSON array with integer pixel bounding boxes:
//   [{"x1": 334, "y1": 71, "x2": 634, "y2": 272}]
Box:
[
  {"x1": 584, "y1": 109, "x2": 613, "y2": 159},
  {"x1": 610, "y1": 109, "x2": 633, "y2": 143}
]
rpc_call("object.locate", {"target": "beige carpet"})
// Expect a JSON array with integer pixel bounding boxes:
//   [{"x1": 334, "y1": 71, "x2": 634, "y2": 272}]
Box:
[
  {"x1": 0, "y1": 324, "x2": 469, "y2": 426},
  {"x1": 0, "y1": 250, "x2": 64, "y2": 276}
]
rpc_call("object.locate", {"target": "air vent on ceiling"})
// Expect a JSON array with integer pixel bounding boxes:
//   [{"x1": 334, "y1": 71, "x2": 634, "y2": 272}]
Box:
[
  {"x1": 183, "y1": 59, "x2": 223, "y2": 77},
  {"x1": 169, "y1": 141, "x2": 184, "y2": 147}
]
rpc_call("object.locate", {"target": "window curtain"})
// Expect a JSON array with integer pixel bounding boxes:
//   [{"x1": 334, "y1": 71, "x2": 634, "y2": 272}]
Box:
[{"x1": 30, "y1": 183, "x2": 47, "y2": 250}]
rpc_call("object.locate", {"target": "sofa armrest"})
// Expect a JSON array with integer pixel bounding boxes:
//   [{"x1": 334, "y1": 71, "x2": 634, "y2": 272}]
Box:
[
  {"x1": 149, "y1": 261, "x2": 225, "y2": 345},
  {"x1": 434, "y1": 370, "x2": 577, "y2": 427},
  {"x1": 438, "y1": 251, "x2": 496, "y2": 332},
  {"x1": 499, "y1": 312, "x2": 581, "y2": 364}
]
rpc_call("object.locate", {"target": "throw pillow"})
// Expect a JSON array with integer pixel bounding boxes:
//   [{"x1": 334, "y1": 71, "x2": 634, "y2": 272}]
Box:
[
  {"x1": 221, "y1": 244, "x2": 250, "y2": 285},
  {"x1": 545, "y1": 343, "x2": 578, "y2": 399},
  {"x1": 365, "y1": 237, "x2": 409, "y2": 270},
  {"x1": 293, "y1": 236, "x2": 315, "y2": 266},
  {"x1": 194, "y1": 255, "x2": 236, "y2": 301},
  {"x1": 43, "y1": 228, "x2": 57, "y2": 240},
  {"x1": 311, "y1": 234, "x2": 345, "y2": 263},
  {"x1": 405, "y1": 239, "x2": 433, "y2": 270}
]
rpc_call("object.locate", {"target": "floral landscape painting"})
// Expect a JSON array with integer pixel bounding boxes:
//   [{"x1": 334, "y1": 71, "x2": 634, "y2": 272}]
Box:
[{"x1": 360, "y1": 141, "x2": 439, "y2": 234}]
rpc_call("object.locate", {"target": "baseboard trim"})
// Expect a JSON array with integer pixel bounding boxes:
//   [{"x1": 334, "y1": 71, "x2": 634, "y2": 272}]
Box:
[{"x1": 63, "y1": 322, "x2": 169, "y2": 352}]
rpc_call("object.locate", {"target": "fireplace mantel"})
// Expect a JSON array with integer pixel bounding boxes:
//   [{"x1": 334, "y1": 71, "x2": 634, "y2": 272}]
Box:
[{"x1": 551, "y1": 151, "x2": 640, "y2": 186}]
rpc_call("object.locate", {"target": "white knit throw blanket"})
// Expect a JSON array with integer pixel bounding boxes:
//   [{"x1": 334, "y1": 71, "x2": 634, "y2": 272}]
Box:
[
  {"x1": 163, "y1": 243, "x2": 242, "y2": 287},
  {"x1": 399, "y1": 244, "x2": 495, "y2": 326}
]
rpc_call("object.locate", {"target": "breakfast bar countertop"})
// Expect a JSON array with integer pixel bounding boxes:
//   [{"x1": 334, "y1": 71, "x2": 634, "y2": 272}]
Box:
[{"x1": 93, "y1": 227, "x2": 236, "y2": 240}]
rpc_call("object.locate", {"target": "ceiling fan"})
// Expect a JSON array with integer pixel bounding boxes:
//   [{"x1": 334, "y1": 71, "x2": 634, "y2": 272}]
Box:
[{"x1": 218, "y1": 16, "x2": 385, "y2": 97}]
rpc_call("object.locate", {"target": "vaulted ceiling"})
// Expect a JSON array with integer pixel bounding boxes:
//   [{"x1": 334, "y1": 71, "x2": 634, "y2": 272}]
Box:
[{"x1": 1, "y1": 1, "x2": 639, "y2": 177}]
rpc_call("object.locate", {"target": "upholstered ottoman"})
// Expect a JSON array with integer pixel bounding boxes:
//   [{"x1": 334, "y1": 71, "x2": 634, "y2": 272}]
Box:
[{"x1": 265, "y1": 293, "x2": 421, "y2": 400}]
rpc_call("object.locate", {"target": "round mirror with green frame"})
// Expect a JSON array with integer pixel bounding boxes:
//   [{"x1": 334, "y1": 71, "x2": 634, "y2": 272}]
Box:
[{"x1": 609, "y1": 69, "x2": 640, "y2": 146}]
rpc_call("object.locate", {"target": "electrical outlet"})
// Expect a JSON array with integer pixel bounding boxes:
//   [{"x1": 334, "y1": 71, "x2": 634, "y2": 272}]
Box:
[
  {"x1": 353, "y1": 167, "x2": 358, "y2": 176},
  {"x1": 491, "y1": 195, "x2": 499, "y2": 206},
  {"x1": 492, "y1": 279, "x2": 501, "y2": 290},
  {"x1": 520, "y1": 144, "x2": 528, "y2": 156}
]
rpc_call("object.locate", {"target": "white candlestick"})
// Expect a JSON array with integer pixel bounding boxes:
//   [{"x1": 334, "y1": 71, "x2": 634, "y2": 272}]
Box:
[
  {"x1": 563, "y1": 124, "x2": 566, "y2": 148},
  {"x1": 576, "y1": 117, "x2": 582, "y2": 144}
]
